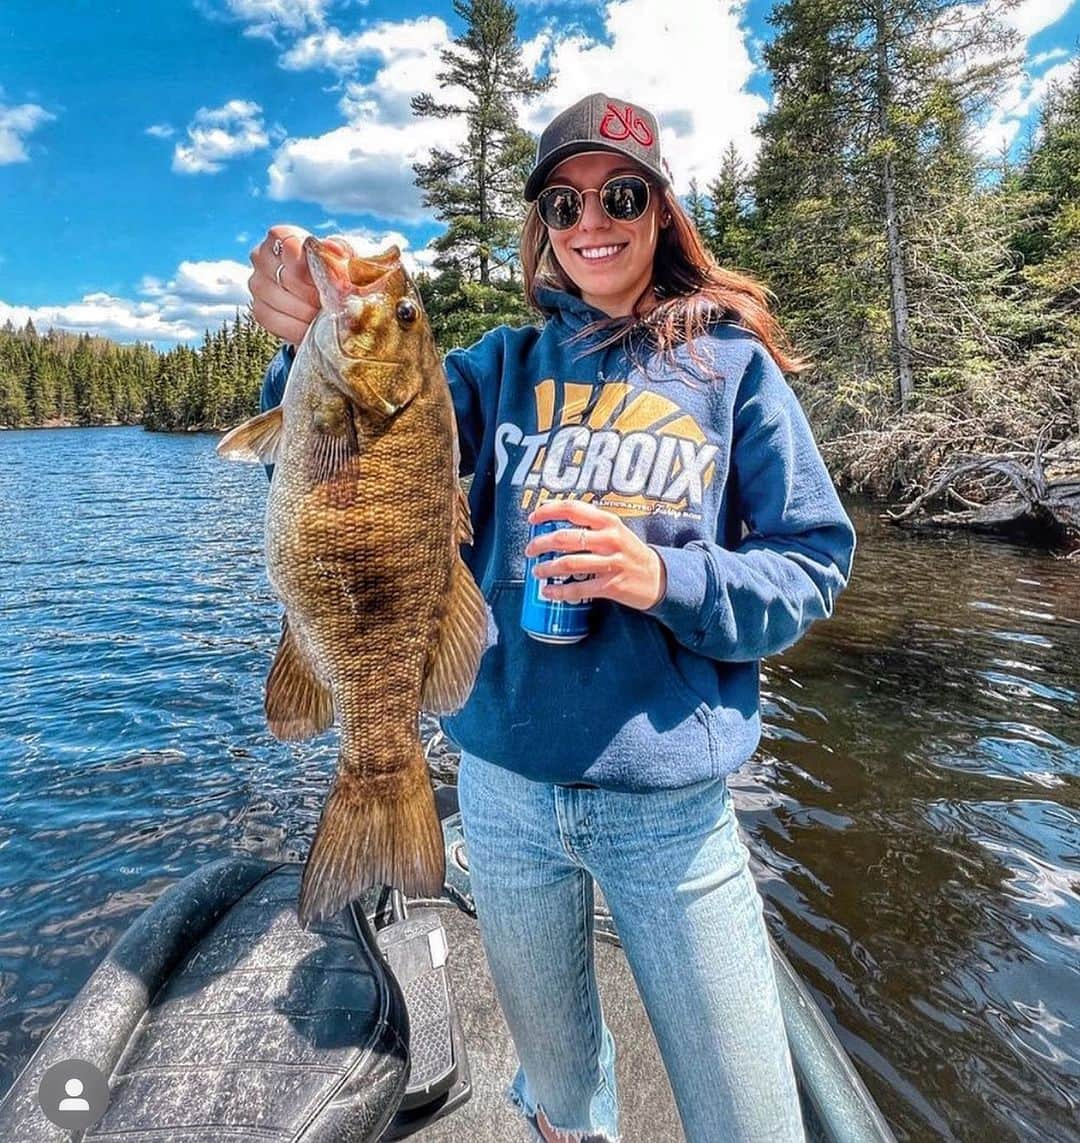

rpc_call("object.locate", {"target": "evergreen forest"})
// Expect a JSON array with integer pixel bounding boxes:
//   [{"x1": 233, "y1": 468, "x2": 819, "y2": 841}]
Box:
[{"x1": 1, "y1": 0, "x2": 1077, "y2": 526}]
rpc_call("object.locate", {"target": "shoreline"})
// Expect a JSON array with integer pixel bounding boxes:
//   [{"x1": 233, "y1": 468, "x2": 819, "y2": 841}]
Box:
[
  {"x1": 0, "y1": 422, "x2": 221, "y2": 433},
  {"x1": 0, "y1": 420, "x2": 128, "y2": 431}
]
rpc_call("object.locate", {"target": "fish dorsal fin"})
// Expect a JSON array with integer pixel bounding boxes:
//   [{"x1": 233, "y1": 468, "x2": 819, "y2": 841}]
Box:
[
  {"x1": 264, "y1": 615, "x2": 335, "y2": 740},
  {"x1": 217, "y1": 407, "x2": 283, "y2": 464},
  {"x1": 421, "y1": 556, "x2": 489, "y2": 715},
  {"x1": 455, "y1": 479, "x2": 473, "y2": 545}
]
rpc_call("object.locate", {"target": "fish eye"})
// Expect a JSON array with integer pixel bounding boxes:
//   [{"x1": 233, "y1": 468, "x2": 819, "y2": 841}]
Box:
[{"x1": 395, "y1": 298, "x2": 418, "y2": 324}]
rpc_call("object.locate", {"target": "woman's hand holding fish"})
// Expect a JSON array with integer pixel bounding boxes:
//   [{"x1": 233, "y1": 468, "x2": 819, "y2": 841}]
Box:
[
  {"x1": 526, "y1": 501, "x2": 668, "y2": 611},
  {"x1": 249, "y1": 226, "x2": 327, "y2": 345}
]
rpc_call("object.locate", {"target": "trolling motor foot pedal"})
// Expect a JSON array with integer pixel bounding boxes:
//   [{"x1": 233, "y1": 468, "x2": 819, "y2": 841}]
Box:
[{"x1": 378, "y1": 908, "x2": 471, "y2": 1138}]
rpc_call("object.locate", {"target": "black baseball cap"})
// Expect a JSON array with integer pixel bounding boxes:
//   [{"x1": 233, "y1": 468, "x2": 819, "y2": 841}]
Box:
[{"x1": 524, "y1": 92, "x2": 670, "y2": 202}]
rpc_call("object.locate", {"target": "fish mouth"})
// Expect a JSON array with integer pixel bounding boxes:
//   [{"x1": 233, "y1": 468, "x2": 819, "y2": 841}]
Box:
[{"x1": 305, "y1": 237, "x2": 412, "y2": 415}]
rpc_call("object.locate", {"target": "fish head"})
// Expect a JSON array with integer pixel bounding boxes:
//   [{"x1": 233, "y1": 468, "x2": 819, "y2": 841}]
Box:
[{"x1": 305, "y1": 237, "x2": 430, "y2": 417}]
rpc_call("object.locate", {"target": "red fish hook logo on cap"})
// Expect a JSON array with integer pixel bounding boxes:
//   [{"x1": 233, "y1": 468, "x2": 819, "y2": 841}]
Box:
[{"x1": 599, "y1": 102, "x2": 654, "y2": 147}]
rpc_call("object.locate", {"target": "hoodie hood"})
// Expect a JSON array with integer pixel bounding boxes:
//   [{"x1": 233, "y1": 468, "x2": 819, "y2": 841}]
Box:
[{"x1": 534, "y1": 283, "x2": 606, "y2": 327}]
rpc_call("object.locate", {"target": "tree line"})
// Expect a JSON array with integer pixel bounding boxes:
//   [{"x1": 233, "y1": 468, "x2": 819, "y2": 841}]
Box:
[
  {"x1": 2, "y1": 0, "x2": 1077, "y2": 515},
  {"x1": 0, "y1": 313, "x2": 281, "y2": 432}
]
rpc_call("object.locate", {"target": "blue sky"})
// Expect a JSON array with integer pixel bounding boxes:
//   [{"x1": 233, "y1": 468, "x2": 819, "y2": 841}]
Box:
[{"x1": 1, "y1": 0, "x2": 1077, "y2": 346}]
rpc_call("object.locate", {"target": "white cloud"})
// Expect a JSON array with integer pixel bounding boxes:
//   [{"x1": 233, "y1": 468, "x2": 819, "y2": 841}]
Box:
[
  {"x1": 1004, "y1": 0, "x2": 1075, "y2": 39},
  {"x1": 328, "y1": 227, "x2": 440, "y2": 276},
  {"x1": 264, "y1": 1, "x2": 761, "y2": 216},
  {"x1": 0, "y1": 259, "x2": 253, "y2": 345},
  {"x1": 145, "y1": 123, "x2": 175, "y2": 139},
  {"x1": 267, "y1": 17, "x2": 469, "y2": 219},
  {"x1": 975, "y1": 57, "x2": 1076, "y2": 156},
  {"x1": 281, "y1": 16, "x2": 449, "y2": 76},
  {"x1": 141, "y1": 259, "x2": 252, "y2": 302},
  {"x1": 0, "y1": 101, "x2": 55, "y2": 164},
  {"x1": 0, "y1": 293, "x2": 203, "y2": 344},
  {"x1": 173, "y1": 99, "x2": 271, "y2": 174},
  {"x1": 1030, "y1": 47, "x2": 1070, "y2": 67},
  {"x1": 518, "y1": 0, "x2": 766, "y2": 190},
  {"x1": 223, "y1": 0, "x2": 329, "y2": 39},
  {"x1": 931, "y1": 0, "x2": 1078, "y2": 160},
  {"x1": 0, "y1": 242, "x2": 444, "y2": 345}
]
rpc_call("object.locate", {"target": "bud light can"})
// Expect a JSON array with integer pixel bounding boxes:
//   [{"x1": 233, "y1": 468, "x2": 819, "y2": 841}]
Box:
[{"x1": 521, "y1": 519, "x2": 593, "y2": 644}]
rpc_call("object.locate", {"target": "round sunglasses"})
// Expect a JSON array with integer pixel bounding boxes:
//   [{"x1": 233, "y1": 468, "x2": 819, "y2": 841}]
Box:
[{"x1": 536, "y1": 174, "x2": 652, "y2": 231}]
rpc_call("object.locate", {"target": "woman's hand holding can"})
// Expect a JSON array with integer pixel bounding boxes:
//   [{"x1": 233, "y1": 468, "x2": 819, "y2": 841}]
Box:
[{"x1": 526, "y1": 500, "x2": 668, "y2": 612}]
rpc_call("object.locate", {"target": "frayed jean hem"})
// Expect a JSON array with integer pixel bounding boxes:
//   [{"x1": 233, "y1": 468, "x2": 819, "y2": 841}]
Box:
[{"x1": 507, "y1": 1059, "x2": 620, "y2": 1143}]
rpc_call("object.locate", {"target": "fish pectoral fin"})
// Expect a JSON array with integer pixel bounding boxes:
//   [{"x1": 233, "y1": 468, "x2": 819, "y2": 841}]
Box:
[
  {"x1": 264, "y1": 615, "x2": 334, "y2": 740},
  {"x1": 421, "y1": 556, "x2": 489, "y2": 715},
  {"x1": 217, "y1": 407, "x2": 284, "y2": 464},
  {"x1": 307, "y1": 421, "x2": 358, "y2": 483}
]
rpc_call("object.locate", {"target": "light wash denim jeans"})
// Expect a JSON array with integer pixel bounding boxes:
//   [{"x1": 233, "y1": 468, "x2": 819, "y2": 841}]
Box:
[{"x1": 457, "y1": 750, "x2": 805, "y2": 1143}]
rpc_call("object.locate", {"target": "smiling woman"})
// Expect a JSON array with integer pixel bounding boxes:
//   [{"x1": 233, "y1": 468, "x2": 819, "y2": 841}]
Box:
[{"x1": 248, "y1": 89, "x2": 858, "y2": 1143}]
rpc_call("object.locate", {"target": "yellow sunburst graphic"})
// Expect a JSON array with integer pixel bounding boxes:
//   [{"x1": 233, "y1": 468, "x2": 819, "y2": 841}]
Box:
[{"x1": 519, "y1": 379, "x2": 716, "y2": 517}]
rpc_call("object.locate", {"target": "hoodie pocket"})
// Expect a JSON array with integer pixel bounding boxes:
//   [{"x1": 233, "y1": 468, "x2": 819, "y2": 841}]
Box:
[
  {"x1": 642, "y1": 618, "x2": 717, "y2": 718},
  {"x1": 451, "y1": 580, "x2": 714, "y2": 778}
]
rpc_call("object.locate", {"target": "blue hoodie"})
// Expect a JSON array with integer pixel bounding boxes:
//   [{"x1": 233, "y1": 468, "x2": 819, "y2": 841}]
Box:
[{"x1": 260, "y1": 285, "x2": 856, "y2": 792}]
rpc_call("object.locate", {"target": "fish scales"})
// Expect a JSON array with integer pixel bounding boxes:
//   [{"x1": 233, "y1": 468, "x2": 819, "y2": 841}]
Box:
[
  {"x1": 271, "y1": 358, "x2": 454, "y2": 772},
  {"x1": 218, "y1": 238, "x2": 488, "y2": 925}
]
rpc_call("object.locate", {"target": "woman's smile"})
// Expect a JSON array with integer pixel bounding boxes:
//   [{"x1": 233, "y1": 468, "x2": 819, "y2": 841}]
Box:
[{"x1": 574, "y1": 242, "x2": 629, "y2": 263}]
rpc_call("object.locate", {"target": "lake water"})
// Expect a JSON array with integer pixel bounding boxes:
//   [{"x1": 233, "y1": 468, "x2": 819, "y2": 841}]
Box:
[{"x1": 1, "y1": 426, "x2": 1077, "y2": 1140}]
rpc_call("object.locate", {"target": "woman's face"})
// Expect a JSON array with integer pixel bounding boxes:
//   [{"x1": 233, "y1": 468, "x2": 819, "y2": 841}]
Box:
[{"x1": 542, "y1": 151, "x2": 663, "y2": 318}]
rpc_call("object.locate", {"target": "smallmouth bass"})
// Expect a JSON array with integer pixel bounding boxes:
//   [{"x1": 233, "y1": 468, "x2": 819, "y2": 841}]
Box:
[{"x1": 219, "y1": 238, "x2": 488, "y2": 925}]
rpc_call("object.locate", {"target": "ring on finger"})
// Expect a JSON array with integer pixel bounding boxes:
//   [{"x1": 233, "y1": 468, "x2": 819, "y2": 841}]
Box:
[
  {"x1": 275, "y1": 262, "x2": 286, "y2": 288},
  {"x1": 577, "y1": 526, "x2": 589, "y2": 552},
  {"x1": 272, "y1": 237, "x2": 285, "y2": 257}
]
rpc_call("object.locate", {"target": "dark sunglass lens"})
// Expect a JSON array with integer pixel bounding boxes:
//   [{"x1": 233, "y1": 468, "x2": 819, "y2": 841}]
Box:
[
  {"x1": 538, "y1": 187, "x2": 582, "y2": 230},
  {"x1": 602, "y1": 177, "x2": 649, "y2": 220}
]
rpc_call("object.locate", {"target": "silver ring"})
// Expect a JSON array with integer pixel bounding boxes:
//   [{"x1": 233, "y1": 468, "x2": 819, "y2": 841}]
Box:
[
  {"x1": 578, "y1": 527, "x2": 589, "y2": 551},
  {"x1": 272, "y1": 237, "x2": 285, "y2": 257},
  {"x1": 275, "y1": 262, "x2": 286, "y2": 288}
]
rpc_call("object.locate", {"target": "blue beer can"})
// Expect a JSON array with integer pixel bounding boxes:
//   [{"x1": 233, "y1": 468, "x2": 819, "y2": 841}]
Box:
[{"x1": 521, "y1": 519, "x2": 593, "y2": 644}]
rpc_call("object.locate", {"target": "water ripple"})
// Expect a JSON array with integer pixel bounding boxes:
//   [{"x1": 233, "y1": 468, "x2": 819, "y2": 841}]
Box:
[{"x1": 1, "y1": 430, "x2": 1078, "y2": 1141}]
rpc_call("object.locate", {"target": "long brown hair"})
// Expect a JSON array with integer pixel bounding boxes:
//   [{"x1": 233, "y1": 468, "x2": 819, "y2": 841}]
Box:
[{"x1": 520, "y1": 182, "x2": 809, "y2": 376}]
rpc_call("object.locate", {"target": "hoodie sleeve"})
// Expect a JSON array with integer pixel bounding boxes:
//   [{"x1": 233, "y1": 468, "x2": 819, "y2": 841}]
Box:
[
  {"x1": 257, "y1": 344, "x2": 294, "y2": 481},
  {"x1": 260, "y1": 344, "x2": 294, "y2": 414},
  {"x1": 442, "y1": 336, "x2": 496, "y2": 479},
  {"x1": 645, "y1": 345, "x2": 856, "y2": 662}
]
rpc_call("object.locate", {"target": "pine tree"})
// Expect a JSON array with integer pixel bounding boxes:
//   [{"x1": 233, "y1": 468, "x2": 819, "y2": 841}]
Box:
[
  {"x1": 1012, "y1": 57, "x2": 1080, "y2": 317},
  {"x1": 705, "y1": 143, "x2": 756, "y2": 271},
  {"x1": 752, "y1": 0, "x2": 1021, "y2": 413},
  {"x1": 685, "y1": 179, "x2": 710, "y2": 239},
  {"x1": 411, "y1": 0, "x2": 551, "y2": 299}
]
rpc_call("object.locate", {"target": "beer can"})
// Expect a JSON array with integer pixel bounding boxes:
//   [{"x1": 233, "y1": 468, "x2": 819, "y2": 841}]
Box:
[{"x1": 521, "y1": 519, "x2": 593, "y2": 644}]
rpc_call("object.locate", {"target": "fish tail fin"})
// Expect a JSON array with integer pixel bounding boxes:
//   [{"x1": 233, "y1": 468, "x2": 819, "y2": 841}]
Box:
[{"x1": 297, "y1": 754, "x2": 444, "y2": 927}]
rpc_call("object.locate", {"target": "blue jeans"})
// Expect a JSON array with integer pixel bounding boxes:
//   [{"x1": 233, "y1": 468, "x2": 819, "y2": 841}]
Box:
[{"x1": 457, "y1": 751, "x2": 805, "y2": 1143}]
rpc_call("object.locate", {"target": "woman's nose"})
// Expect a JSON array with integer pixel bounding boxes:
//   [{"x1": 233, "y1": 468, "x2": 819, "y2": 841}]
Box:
[{"x1": 577, "y1": 188, "x2": 610, "y2": 230}]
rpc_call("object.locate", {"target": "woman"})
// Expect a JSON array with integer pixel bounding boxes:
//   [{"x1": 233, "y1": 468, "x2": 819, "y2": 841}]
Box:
[{"x1": 250, "y1": 92, "x2": 855, "y2": 1143}]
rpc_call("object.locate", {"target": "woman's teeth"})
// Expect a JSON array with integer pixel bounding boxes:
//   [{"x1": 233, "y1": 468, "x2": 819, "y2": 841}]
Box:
[{"x1": 577, "y1": 244, "x2": 625, "y2": 261}]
